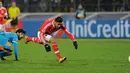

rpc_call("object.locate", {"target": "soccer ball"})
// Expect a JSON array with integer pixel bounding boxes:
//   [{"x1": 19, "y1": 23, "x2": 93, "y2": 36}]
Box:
[{"x1": 128, "y1": 56, "x2": 130, "y2": 62}]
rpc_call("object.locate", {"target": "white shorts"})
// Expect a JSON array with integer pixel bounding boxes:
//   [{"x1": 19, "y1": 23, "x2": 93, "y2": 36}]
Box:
[
  {"x1": 0, "y1": 25, "x2": 5, "y2": 32},
  {"x1": 37, "y1": 31, "x2": 52, "y2": 42}
]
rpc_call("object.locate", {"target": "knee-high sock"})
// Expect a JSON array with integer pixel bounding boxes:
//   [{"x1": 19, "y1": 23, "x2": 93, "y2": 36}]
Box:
[
  {"x1": 26, "y1": 37, "x2": 40, "y2": 43},
  {"x1": 52, "y1": 42, "x2": 61, "y2": 59}
]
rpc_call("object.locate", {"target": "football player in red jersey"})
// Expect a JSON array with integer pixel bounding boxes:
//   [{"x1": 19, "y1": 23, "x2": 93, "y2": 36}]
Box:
[
  {"x1": 0, "y1": 1, "x2": 8, "y2": 31},
  {"x1": 26, "y1": 17, "x2": 78, "y2": 63}
]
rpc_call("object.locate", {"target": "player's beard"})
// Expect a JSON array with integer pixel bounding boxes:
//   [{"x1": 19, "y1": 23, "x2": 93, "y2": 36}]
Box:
[
  {"x1": 18, "y1": 35, "x2": 22, "y2": 40},
  {"x1": 56, "y1": 27, "x2": 59, "y2": 29},
  {"x1": 56, "y1": 25, "x2": 62, "y2": 29}
]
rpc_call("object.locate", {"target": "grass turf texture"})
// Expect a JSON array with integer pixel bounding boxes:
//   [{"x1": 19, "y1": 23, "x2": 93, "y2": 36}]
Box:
[{"x1": 0, "y1": 39, "x2": 130, "y2": 73}]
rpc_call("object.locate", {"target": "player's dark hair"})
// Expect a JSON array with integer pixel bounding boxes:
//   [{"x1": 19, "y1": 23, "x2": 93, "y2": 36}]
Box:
[
  {"x1": 16, "y1": 29, "x2": 26, "y2": 34},
  {"x1": 55, "y1": 17, "x2": 63, "y2": 22}
]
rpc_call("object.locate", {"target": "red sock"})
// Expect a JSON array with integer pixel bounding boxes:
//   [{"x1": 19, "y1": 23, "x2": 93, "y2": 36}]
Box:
[
  {"x1": 52, "y1": 42, "x2": 61, "y2": 59},
  {"x1": 27, "y1": 37, "x2": 40, "y2": 43}
]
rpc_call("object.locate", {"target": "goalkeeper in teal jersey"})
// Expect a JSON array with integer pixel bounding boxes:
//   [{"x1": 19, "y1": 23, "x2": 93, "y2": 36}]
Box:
[{"x1": 0, "y1": 29, "x2": 26, "y2": 61}]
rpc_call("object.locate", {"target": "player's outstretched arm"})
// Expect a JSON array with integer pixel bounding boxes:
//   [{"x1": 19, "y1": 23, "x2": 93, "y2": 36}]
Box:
[
  {"x1": 12, "y1": 41, "x2": 18, "y2": 61},
  {"x1": 62, "y1": 27, "x2": 78, "y2": 49}
]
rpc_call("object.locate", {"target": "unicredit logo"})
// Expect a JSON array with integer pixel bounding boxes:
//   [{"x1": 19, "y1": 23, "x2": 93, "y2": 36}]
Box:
[{"x1": 65, "y1": 20, "x2": 130, "y2": 38}]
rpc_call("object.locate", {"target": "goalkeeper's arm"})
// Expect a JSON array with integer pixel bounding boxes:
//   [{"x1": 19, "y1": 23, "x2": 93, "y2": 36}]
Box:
[{"x1": 12, "y1": 41, "x2": 18, "y2": 60}]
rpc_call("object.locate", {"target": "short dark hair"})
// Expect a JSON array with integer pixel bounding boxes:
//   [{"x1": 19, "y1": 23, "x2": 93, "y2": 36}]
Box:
[
  {"x1": 16, "y1": 29, "x2": 26, "y2": 34},
  {"x1": 55, "y1": 17, "x2": 63, "y2": 22}
]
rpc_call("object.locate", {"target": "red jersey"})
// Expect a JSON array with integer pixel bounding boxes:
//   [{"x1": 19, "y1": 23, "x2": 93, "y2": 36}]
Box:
[
  {"x1": 39, "y1": 19, "x2": 75, "y2": 41},
  {"x1": 0, "y1": 7, "x2": 7, "y2": 24}
]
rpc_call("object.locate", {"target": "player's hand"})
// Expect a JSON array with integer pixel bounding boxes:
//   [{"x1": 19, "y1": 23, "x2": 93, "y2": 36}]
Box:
[
  {"x1": 73, "y1": 41, "x2": 78, "y2": 49},
  {"x1": 44, "y1": 44, "x2": 51, "y2": 52}
]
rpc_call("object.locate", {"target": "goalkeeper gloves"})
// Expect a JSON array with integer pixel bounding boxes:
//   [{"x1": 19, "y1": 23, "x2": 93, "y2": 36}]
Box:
[
  {"x1": 73, "y1": 41, "x2": 78, "y2": 49},
  {"x1": 44, "y1": 44, "x2": 51, "y2": 52}
]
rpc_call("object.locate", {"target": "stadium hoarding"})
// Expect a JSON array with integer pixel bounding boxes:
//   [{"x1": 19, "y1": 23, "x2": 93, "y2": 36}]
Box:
[{"x1": 23, "y1": 20, "x2": 130, "y2": 38}]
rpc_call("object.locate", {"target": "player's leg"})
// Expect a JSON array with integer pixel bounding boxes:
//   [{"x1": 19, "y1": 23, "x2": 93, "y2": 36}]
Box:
[
  {"x1": 44, "y1": 34, "x2": 66, "y2": 63},
  {"x1": 0, "y1": 45, "x2": 12, "y2": 60},
  {"x1": 0, "y1": 35, "x2": 7, "y2": 51},
  {"x1": 4, "y1": 42, "x2": 12, "y2": 52},
  {"x1": 38, "y1": 31, "x2": 66, "y2": 62},
  {"x1": 0, "y1": 36, "x2": 12, "y2": 60},
  {"x1": 25, "y1": 31, "x2": 43, "y2": 44},
  {"x1": 25, "y1": 37, "x2": 41, "y2": 44},
  {"x1": 0, "y1": 51, "x2": 12, "y2": 60},
  {"x1": 11, "y1": 18, "x2": 18, "y2": 32},
  {"x1": 0, "y1": 45, "x2": 5, "y2": 60},
  {"x1": 3, "y1": 43, "x2": 12, "y2": 56}
]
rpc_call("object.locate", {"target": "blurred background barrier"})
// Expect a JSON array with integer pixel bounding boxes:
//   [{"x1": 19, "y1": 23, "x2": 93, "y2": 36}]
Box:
[
  {"x1": 2, "y1": 0, "x2": 130, "y2": 12},
  {"x1": 19, "y1": 12, "x2": 130, "y2": 20},
  {"x1": 22, "y1": 19, "x2": 130, "y2": 38},
  {"x1": 2, "y1": 0, "x2": 130, "y2": 38},
  {"x1": 17, "y1": 12, "x2": 130, "y2": 38}
]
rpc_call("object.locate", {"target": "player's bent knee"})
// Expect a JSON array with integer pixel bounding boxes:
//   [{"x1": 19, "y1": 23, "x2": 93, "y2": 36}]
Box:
[
  {"x1": 3, "y1": 52, "x2": 12, "y2": 56},
  {"x1": 0, "y1": 51, "x2": 12, "y2": 57}
]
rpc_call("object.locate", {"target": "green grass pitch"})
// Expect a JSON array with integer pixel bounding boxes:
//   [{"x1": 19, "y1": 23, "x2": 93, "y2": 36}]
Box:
[{"x1": 0, "y1": 39, "x2": 130, "y2": 73}]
